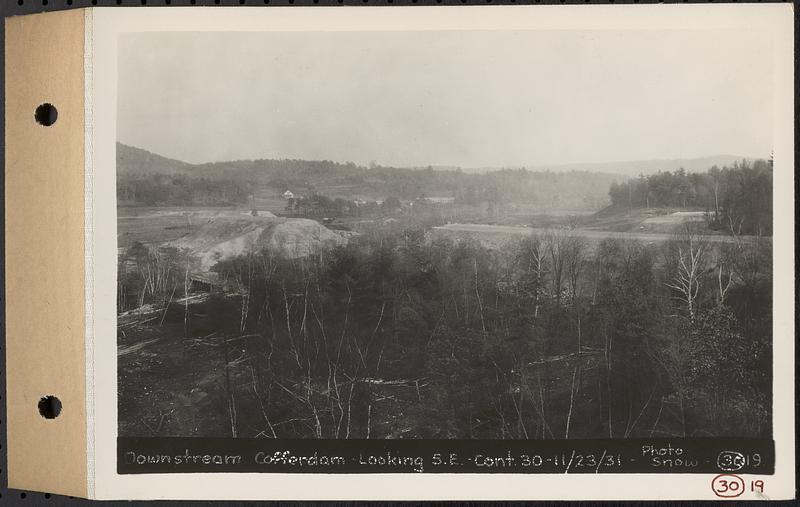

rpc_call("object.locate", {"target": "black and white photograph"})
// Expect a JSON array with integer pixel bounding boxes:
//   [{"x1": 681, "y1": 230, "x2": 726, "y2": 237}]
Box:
[{"x1": 115, "y1": 26, "x2": 775, "y2": 449}]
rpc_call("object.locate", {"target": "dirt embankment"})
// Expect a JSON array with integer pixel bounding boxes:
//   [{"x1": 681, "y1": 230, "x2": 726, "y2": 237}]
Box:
[{"x1": 169, "y1": 215, "x2": 347, "y2": 271}]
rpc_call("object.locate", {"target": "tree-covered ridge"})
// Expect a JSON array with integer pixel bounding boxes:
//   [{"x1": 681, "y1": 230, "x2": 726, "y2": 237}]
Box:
[
  {"x1": 118, "y1": 163, "x2": 618, "y2": 210},
  {"x1": 608, "y1": 159, "x2": 772, "y2": 235},
  {"x1": 117, "y1": 173, "x2": 252, "y2": 206},
  {"x1": 117, "y1": 143, "x2": 619, "y2": 209}
]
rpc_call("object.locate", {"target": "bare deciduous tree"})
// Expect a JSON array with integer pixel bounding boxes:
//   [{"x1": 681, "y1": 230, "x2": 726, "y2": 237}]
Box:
[{"x1": 665, "y1": 228, "x2": 706, "y2": 320}]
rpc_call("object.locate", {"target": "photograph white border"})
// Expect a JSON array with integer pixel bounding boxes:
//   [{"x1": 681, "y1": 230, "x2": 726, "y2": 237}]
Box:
[{"x1": 89, "y1": 5, "x2": 795, "y2": 500}]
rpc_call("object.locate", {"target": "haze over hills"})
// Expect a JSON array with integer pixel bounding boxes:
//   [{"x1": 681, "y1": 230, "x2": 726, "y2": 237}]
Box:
[
  {"x1": 423, "y1": 155, "x2": 756, "y2": 177},
  {"x1": 117, "y1": 142, "x2": 616, "y2": 209},
  {"x1": 119, "y1": 142, "x2": 753, "y2": 179},
  {"x1": 531, "y1": 155, "x2": 755, "y2": 176}
]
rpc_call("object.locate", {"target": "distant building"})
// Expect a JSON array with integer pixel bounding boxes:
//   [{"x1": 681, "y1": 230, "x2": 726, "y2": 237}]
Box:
[
  {"x1": 425, "y1": 197, "x2": 455, "y2": 205},
  {"x1": 283, "y1": 190, "x2": 295, "y2": 199}
]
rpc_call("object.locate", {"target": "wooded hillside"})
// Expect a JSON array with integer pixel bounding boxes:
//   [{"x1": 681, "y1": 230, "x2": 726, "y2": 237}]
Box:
[
  {"x1": 608, "y1": 159, "x2": 773, "y2": 235},
  {"x1": 117, "y1": 143, "x2": 618, "y2": 209}
]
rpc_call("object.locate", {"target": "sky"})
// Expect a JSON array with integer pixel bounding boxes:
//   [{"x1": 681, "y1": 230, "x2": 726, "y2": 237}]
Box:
[{"x1": 118, "y1": 29, "x2": 774, "y2": 168}]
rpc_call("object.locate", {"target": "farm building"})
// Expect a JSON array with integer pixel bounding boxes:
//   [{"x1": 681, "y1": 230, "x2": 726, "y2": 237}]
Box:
[
  {"x1": 411, "y1": 196, "x2": 455, "y2": 207},
  {"x1": 425, "y1": 196, "x2": 455, "y2": 205}
]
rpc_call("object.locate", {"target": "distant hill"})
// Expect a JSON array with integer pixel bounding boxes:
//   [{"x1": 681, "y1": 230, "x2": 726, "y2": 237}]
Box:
[
  {"x1": 118, "y1": 143, "x2": 618, "y2": 209},
  {"x1": 118, "y1": 143, "x2": 753, "y2": 179},
  {"x1": 117, "y1": 143, "x2": 192, "y2": 176},
  {"x1": 117, "y1": 143, "x2": 764, "y2": 211}
]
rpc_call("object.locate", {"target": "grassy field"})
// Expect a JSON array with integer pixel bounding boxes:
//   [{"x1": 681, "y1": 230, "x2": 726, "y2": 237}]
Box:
[
  {"x1": 118, "y1": 206, "x2": 276, "y2": 249},
  {"x1": 118, "y1": 211, "x2": 197, "y2": 249}
]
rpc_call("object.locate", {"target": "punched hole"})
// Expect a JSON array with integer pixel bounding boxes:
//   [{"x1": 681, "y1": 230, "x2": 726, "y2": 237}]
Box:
[
  {"x1": 34, "y1": 103, "x2": 58, "y2": 126},
  {"x1": 38, "y1": 395, "x2": 62, "y2": 419}
]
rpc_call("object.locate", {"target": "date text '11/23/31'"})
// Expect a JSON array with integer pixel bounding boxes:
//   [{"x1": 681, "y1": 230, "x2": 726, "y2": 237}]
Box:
[{"x1": 118, "y1": 439, "x2": 773, "y2": 474}]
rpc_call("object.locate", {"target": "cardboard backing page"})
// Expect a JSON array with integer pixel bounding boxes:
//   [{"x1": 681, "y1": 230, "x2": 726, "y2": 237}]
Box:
[{"x1": 5, "y1": 9, "x2": 87, "y2": 497}]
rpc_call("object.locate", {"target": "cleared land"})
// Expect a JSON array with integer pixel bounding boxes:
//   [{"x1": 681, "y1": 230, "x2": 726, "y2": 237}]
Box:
[
  {"x1": 433, "y1": 223, "x2": 742, "y2": 244},
  {"x1": 118, "y1": 207, "x2": 278, "y2": 249}
]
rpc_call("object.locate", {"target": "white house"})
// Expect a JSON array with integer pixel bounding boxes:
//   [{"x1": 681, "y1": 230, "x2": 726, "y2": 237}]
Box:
[{"x1": 283, "y1": 190, "x2": 295, "y2": 199}]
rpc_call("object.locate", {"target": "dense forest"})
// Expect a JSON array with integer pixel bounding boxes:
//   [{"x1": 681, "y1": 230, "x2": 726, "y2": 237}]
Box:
[
  {"x1": 117, "y1": 173, "x2": 252, "y2": 206},
  {"x1": 119, "y1": 223, "x2": 771, "y2": 439},
  {"x1": 117, "y1": 164, "x2": 616, "y2": 210},
  {"x1": 609, "y1": 159, "x2": 772, "y2": 234}
]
